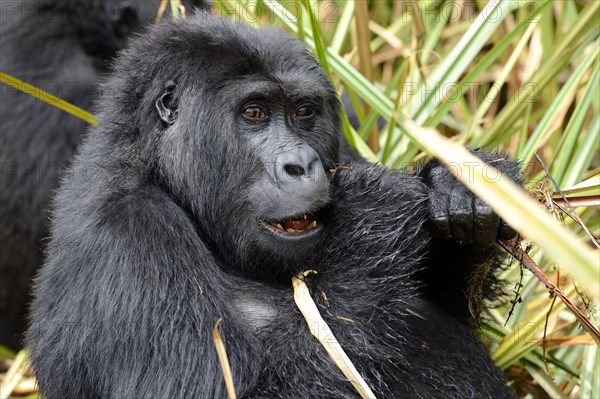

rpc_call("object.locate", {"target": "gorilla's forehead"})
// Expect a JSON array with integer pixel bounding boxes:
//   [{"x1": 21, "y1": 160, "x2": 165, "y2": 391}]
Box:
[
  {"x1": 192, "y1": 40, "x2": 323, "y2": 88},
  {"x1": 226, "y1": 75, "x2": 329, "y2": 103}
]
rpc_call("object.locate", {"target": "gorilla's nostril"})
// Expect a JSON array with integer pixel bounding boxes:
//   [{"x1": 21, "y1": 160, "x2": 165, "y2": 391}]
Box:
[{"x1": 284, "y1": 164, "x2": 306, "y2": 177}]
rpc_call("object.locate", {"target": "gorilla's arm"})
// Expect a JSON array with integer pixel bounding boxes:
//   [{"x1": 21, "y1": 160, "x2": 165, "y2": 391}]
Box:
[
  {"x1": 325, "y1": 151, "x2": 519, "y2": 318},
  {"x1": 27, "y1": 182, "x2": 261, "y2": 398},
  {"x1": 316, "y1": 162, "x2": 429, "y2": 296}
]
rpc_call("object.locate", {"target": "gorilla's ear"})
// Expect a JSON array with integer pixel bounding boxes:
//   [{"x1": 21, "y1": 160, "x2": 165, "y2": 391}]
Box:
[{"x1": 155, "y1": 80, "x2": 178, "y2": 125}]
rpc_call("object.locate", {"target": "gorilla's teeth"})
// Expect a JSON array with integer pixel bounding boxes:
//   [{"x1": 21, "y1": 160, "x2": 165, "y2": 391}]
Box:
[{"x1": 270, "y1": 218, "x2": 317, "y2": 234}]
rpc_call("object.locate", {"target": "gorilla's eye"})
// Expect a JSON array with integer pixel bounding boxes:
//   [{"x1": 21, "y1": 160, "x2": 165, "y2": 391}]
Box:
[
  {"x1": 243, "y1": 106, "x2": 267, "y2": 120},
  {"x1": 295, "y1": 105, "x2": 315, "y2": 118}
]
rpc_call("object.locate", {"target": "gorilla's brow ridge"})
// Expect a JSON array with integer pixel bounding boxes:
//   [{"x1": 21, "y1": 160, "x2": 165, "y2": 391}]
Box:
[{"x1": 232, "y1": 79, "x2": 325, "y2": 105}]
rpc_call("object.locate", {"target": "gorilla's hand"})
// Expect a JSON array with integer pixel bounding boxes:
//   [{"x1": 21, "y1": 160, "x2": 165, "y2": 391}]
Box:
[{"x1": 419, "y1": 154, "x2": 520, "y2": 249}]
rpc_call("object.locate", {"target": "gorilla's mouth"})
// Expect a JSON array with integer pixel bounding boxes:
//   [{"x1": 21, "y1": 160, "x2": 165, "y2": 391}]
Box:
[{"x1": 262, "y1": 213, "x2": 319, "y2": 236}]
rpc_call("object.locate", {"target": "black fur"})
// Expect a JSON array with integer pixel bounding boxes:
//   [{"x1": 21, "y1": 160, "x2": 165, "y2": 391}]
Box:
[
  {"x1": 0, "y1": 0, "x2": 209, "y2": 349},
  {"x1": 27, "y1": 13, "x2": 519, "y2": 398}
]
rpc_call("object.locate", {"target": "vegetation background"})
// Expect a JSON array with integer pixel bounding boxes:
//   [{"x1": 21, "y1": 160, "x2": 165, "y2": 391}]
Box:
[{"x1": 1, "y1": 1, "x2": 598, "y2": 398}]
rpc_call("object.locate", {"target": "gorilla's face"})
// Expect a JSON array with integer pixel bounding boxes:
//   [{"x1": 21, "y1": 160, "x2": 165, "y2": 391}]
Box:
[
  {"x1": 176, "y1": 45, "x2": 339, "y2": 272},
  {"x1": 120, "y1": 18, "x2": 340, "y2": 275},
  {"x1": 237, "y1": 76, "x2": 334, "y2": 257},
  {"x1": 195, "y1": 64, "x2": 342, "y2": 272}
]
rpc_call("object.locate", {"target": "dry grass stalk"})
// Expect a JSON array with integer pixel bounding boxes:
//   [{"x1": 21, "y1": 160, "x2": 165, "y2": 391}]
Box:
[
  {"x1": 498, "y1": 239, "x2": 600, "y2": 345},
  {"x1": 212, "y1": 319, "x2": 237, "y2": 399},
  {"x1": 0, "y1": 350, "x2": 29, "y2": 399},
  {"x1": 292, "y1": 274, "x2": 376, "y2": 399},
  {"x1": 154, "y1": 0, "x2": 169, "y2": 25},
  {"x1": 12, "y1": 377, "x2": 37, "y2": 396}
]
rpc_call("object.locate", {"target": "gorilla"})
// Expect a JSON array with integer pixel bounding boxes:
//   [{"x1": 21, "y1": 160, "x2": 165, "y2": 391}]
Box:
[
  {"x1": 27, "y1": 12, "x2": 520, "y2": 399},
  {"x1": 0, "y1": 0, "x2": 209, "y2": 349}
]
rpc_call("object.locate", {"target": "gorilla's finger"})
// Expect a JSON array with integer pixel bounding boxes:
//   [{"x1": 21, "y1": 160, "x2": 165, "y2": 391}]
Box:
[
  {"x1": 498, "y1": 221, "x2": 518, "y2": 240},
  {"x1": 428, "y1": 194, "x2": 451, "y2": 239},
  {"x1": 449, "y1": 192, "x2": 473, "y2": 245},
  {"x1": 473, "y1": 198, "x2": 499, "y2": 248}
]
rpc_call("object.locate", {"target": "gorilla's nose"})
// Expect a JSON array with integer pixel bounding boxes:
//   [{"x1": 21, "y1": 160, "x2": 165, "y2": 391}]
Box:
[{"x1": 274, "y1": 146, "x2": 328, "y2": 198}]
